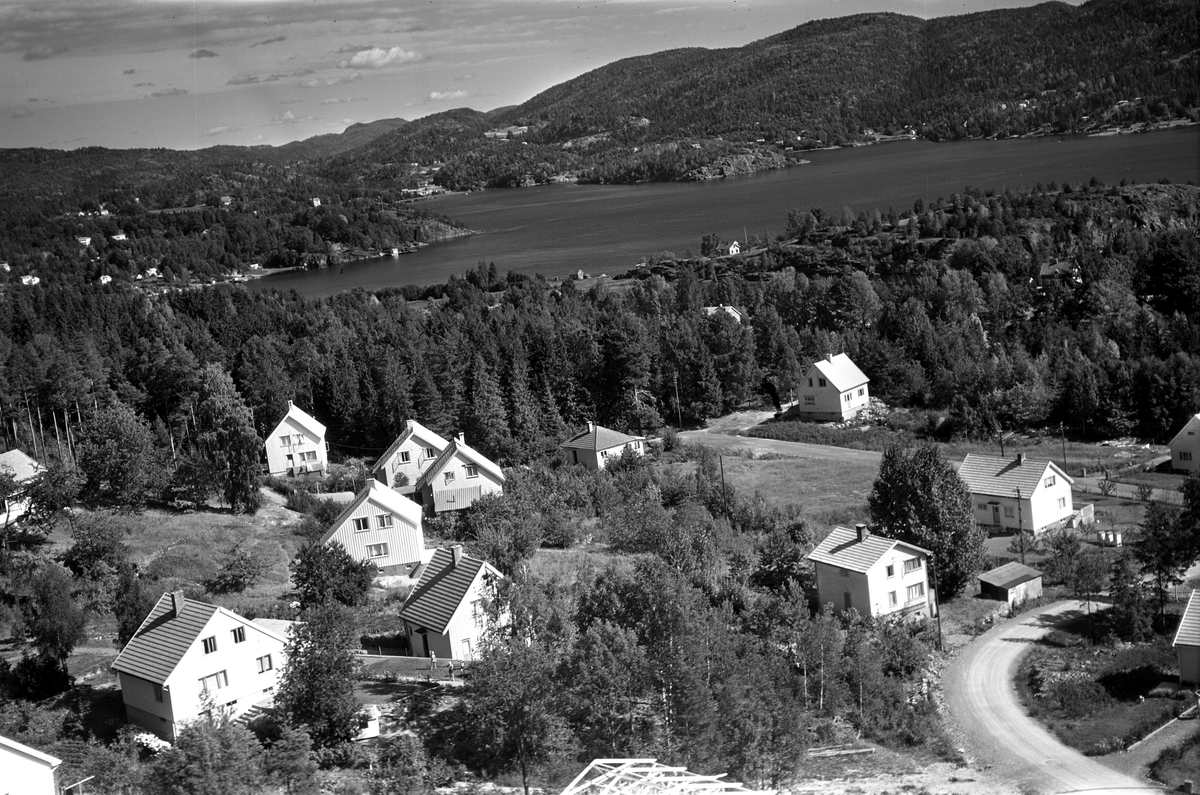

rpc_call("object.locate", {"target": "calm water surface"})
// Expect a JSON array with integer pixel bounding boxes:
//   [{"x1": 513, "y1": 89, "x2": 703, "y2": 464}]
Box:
[{"x1": 255, "y1": 127, "x2": 1200, "y2": 297}]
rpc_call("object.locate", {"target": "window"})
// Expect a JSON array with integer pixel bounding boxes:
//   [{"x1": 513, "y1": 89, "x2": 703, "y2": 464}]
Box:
[
  {"x1": 444, "y1": 471, "x2": 456, "y2": 484},
  {"x1": 907, "y1": 582, "x2": 925, "y2": 601},
  {"x1": 294, "y1": 434, "x2": 305, "y2": 445},
  {"x1": 232, "y1": 627, "x2": 245, "y2": 644},
  {"x1": 976, "y1": 503, "x2": 986, "y2": 509},
  {"x1": 818, "y1": 378, "x2": 827, "y2": 387},
  {"x1": 902, "y1": 558, "x2": 922, "y2": 574},
  {"x1": 808, "y1": 378, "x2": 813, "y2": 387},
  {"x1": 199, "y1": 671, "x2": 228, "y2": 694},
  {"x1": 424, "y1": 447, "x2": 437, "y2": 459},
  {"x1": 353, "y1": 517, "x2": 370, "y2": 532},
  {"x1": 465, "y1": 464, "x2": 479, "y2": 478},
  {"x1": 885, "y1": 564, "x2": 894, "y2": 578},
  {"x1": 1181, "y1": 451, "x2": 1194, "y2": 461},
  {"x1": 153, "y1": 684, "x2": 163, "y2": 703},
  {"x1": 840, "y1": 568, "x2": 849, "y2": 578},
  {"x1": 202, "y1": 636, "x2": 217, "y2": 654},
  {"x1": 286, "y1": 454, "x2": 294, "y2": 466},
  {"x1": 279, "y1": 434, "x2": 291, "y2": 446},
  {"x1": 400, "y1": 450, "x2": 411, "y2": 463},
  {"x1": 1004, "y1": 506, "x2": 1015, "y2": 518},
  {"x1": 803, "y1": 395, "x2": 815, "y2": 405},
  {"x1": 843, "y1": 393, "x2": 851, "y2": 403},
  {"x1": 888, "y1": 591, "x2": 898, "y2": 606},
  {"x1": 367, "y1": 543, "x2": 388, "y2": 558},
  {"x1": 257, "y1": 655, "x2": 273, "y2": 673},
  {"x1": 858, "y1": 388, "x2": 865, "y2": 397},
  {"x1": 302, "y1": 450, "x2": 317, "y2": 462},
  {"x1": 1057, "y1": 497, "x2": 1067, "y2": 509},
  {"x1": 376, "y1": 514, "x2": 393, "y2": 529},
  {"x1": 1044, "y1": 475, "x2": 1056, "y2": 488}
]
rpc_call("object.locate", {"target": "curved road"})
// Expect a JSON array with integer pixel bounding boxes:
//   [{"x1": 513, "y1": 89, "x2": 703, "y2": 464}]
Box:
[{"x1": 944, "y1": 600, "x2": 1164, "y2": 795}]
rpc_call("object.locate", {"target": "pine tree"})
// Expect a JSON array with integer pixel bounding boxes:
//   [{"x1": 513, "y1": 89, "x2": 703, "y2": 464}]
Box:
[
  {"x1": 192, "y1": 364, "x2": 262, "y2": 513},
  {"x1": 460, "y1": 353, "x2": 510, "y2": 461}
]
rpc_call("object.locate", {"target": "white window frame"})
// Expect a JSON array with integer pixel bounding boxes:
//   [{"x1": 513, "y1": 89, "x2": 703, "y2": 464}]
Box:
[
  {"x1": 818, "y1": 378, "x2": 827, "y2": 387},
  {"x1": 199, "y1": 670, "x2": 229, "y2": 694},
  {"x1": 257, "y1": 655, "x2": 272, "y2": 674},
  {"x1": 907, "y1": 582, "x2": 925, "y2": 602},
  {"x1": 1044, "y1": 475, "x2": 1056, "y2": 488},
  {"x1": 1057, "y1": 497, "x2": 1067, "y2": 509},
  {"x1": 464, "y1": 464, "x2": 479, "y2": 478},
  {"x1": 444, "y1": 471, "x2": 456, "y2": 485},
  {"x1": 376, "y1": 514, "x2": 393, "y2": 529},
  {"x1": 353, "y1": 517, "x2": 370, "y2": 532},
  {"x1": 1180, "y1": 451, "x2": 1193, "y2": 461},
  {"x1": 902, "y1": 558, "x2": 922, "y2": 574},
  {"x1": 231, "y1": 627, "x2": 245, "y2": 644},
  {"x1": 367, "y1": 543, "x2": 388, "y2": 558},
  {"x1": 885, "y1": 564, "x2": 894, "y2": 578},
  {"x1": 400, "y1": 450, "x2": 411, "y2": 463},
  {"x1": 888, "y1": 591, "x2": 898, "y2": 606},
  {"x1": 202, "y1": 636, "x2": 217, "y2": 654},
  {"x1": 1004, "y1": 506, "x2": 1015, "y2": 518}
]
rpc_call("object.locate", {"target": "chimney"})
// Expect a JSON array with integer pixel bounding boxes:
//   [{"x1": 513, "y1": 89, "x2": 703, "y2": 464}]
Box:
[
  {"x1": 855, "y1": 523, "x2": 869, "y2": 543},
  {"x1": 456, "y1": 432, "x2": 465, "y2": 445},
  {"x1": 171, "y1": 590, "x2": 185, "y2": 618},
  {"x1": 1017, "y1": 452, "x2": 1026, "y2": 464},
  {"x1": 826, "y1": 352, "x2": 834, "y2": 363},
  {"x1": 450, "y1": 544, "x2": 463, "y2": 568},
  {"x1": 587, "y1": 421, "x2": 595, "y2": 433},
  {"x1": 287, "y1": 399, "x2": 294, "y2": 408}
]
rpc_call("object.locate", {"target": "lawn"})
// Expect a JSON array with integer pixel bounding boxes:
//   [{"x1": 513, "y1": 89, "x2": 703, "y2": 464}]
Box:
[{"x1": 1151, "y1": 725, "x2": 1200, "y2": 790}]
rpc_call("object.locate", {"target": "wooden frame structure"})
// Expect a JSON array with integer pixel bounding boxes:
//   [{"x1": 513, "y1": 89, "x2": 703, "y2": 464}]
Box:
[{"x1": 560, "y1": 759, "x2": 772, "y2": 795}]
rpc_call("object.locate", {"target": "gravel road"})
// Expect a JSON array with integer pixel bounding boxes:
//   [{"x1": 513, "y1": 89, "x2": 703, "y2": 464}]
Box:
[{"x1": 943, "y1": 600, "x2": 1165, "y2": 795}]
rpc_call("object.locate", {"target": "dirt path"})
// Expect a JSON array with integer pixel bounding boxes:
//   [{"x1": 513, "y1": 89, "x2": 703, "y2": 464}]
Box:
[
  {"x1": 678, "y1": 411, "x2": 884, "y2": 466},
  {"x1": 943, "y1": 600, "x2": 1160, "y2": 795}
]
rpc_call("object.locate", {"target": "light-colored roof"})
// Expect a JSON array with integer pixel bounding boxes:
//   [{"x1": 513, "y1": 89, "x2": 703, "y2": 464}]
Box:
[
  {"x1": 414, "y1": 438, "x2": 504, "y2": 490},
  {"x1": 0, "y1": 733, "x2": 61, "y2": 769},
  {"x1": 0, "y1": 449, "x2": 43, "y2": 483},
  {"x1": 560, "y1": 758, "x2": 770, "y2": 795},
  {"x1": 1168, "y1": 413, "x2": 1200, "y2": 449},
  {"x1": 370, "y1": 419, "x2": 450, "y2": 474},
  {"x1": 320, "y1": 480, "x2": 424, "y2": 545},
  {"x1": 271, "y1": 401, "x2": 326, "y2": 440},
  {"x1": 808, "y1": 353, "x2": 869, "y2": 392},
  {"x1": 807, "y1": 525, "x2": 928, "y2": 574},
  {"x1": 957, "y1": 454, "x2": 1073, "y2": 498},
  {"x1": 1175, "y1": 590, "x2": 1200, "y2": 648},
  {"x1": 560, "y1": 424, "x2": 642, "y2": 453},
  {"x1": 398, "y1": 547, "x2": 500, "y2": 634},
  {"x1": 112, "y1": 593, "x2": 286, "y2": 685},
  {"x1": 979, "y1": 561, "x2": 1042, "y2": 590},
  {"x1": 252, "y1": 618, "x2": 297, "y2": 637}
]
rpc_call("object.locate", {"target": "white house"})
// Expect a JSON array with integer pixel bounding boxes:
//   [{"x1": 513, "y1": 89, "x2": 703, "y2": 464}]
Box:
[
  {"x1": 0, "y1": 449, "x2": 43, "y2": 526},
  {"x1": 371, "y1": 420, "x2": 451, "y2": 491},
  {"x1": 0, "y1": 734, "x2": 61, "y2": 795},
  {"x1": 264, "y1": 400, "x2": 328, "y2": 477},
  {"x1": 311, "y1": 197, "x2": 321, "y2": 207},
  {"x1": 559, "y1": 422, "x2": 645, "y2": 470},
  {"x1": 76, "y1": 236, "x2": 92, "y2": 247},
  {"x1": 412, "y1": 434, "x2": 504, "y2": 514},
  {"x1": 321, "y1": 480, "x2": 426, "y2": 574},
  {"x1": 794, "y1": 353, "x2": 870, "y2": 421},
  {"x1": 1174, "y1": 590, "x2": 1200, "y2": 686},
  {"x1": 111, "y1": 592, "x2": 290, "y2": 741},
  {"x1": 807, "y1": 524, "x2": 935, "y2": 619},
  {"x1": 1169, "y1": 414, "x2": 1200, "y2": 472},
  {"x1": 703, "y1": 304, "x2": 745, "y2": 323},
  {"x1": 958, "y1": 453, "x2": 1074, "y2": 534},
  {"x1": 110, "y1": 232, "x2": 127, "y2": 241},
  {"x1": 99, "y1": 274, "x2": 113, "y2": 285},
  {"x1": 721, "y1": 240, "x2": 742, "y2": 256},
  {"x1": 399, "y1": 545, "x2": 503, "y2": 662}
]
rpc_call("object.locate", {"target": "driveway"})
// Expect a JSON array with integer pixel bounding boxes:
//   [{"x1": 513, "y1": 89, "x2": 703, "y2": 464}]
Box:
[
  {"x1": 677, "y1": 414, "x2": 884, "y2": 467},
  {"x1": 943, "y1": 600, "x2": 1164, "y2": 795}
]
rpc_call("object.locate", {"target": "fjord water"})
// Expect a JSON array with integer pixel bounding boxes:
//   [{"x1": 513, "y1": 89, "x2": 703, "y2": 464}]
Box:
[{"x1": 255, "y1": 127, "x2": 1199, "y2": 298}]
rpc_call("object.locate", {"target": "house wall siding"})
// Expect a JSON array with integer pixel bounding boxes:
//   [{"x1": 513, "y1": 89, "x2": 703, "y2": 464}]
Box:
[
  {"x1": 265, "y1": 417, "x2": 327, "y2": 476},
  {"x1": 1171, "y1": 427, "x2": 1200, "y2": 472},
  {"x1": 327, "y1": 497, "x2": 424, "y2": 569},
  {"x1": 796, "y1": 379, "x2": 869, "y2": 422},
  {"x1": 582, "y1": 440, "x2": 645, "y2": 471},
  {"x1": 2, "y1": 745, "x2": 58, "y2": 795},
  {"x1": 815, "y1": 562, "x2": 872, "y2": 614},
  {"x1": 1179, "y1": 645, "x2": 1200, "y2": 685},
  {"x1": 376, "y1": 432, "x2": 447, "y2": 488},
  {"x1": 865, "y1": 549, "x2": 932, "y2": 618},
  {"x1": 1029, "y1": 479, "x2": 1073, "y2": 531},
  {"x1": 424, "y1": 458, "x2": 503, "y2": 512}
]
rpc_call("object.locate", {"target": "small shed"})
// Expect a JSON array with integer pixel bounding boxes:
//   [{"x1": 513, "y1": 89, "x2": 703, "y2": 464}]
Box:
[
  {"x1": 1174, "y1": 589, "x2": 1200, "y2": 686},
  {"x1": 979, "y1": 562, "x2": 1043, "y2": 606}
]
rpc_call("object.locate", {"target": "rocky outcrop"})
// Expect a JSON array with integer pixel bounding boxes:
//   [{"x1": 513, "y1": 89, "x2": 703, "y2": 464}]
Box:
[{"x1": 679, "y1": 150, "x2": 794, "y2": 181}]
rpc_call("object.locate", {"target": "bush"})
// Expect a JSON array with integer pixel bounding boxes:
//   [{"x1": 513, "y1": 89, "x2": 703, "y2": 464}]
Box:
[{"x1": 203, "y1": 544, "x2": 267, "y2": 595}]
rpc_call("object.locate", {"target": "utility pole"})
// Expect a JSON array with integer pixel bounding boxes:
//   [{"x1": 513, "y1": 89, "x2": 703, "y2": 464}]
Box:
[
  {"x1": 928, "y1": 555, "x2": 944, "y2": 652},
  {"x1": 1059, "y1": 422, "x2": 1068, "y2": 471},
  {"x1": 1016, "y1": 486, "x2": 1026, "y2": 565},
  {"x1": 673, "y1": 374, "x2": 682, "y2": 428}
]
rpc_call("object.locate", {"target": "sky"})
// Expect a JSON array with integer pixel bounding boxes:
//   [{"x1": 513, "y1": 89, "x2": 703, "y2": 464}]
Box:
[{"x1": 0, "y1": 0, "x2": 1084, "y2": 151}]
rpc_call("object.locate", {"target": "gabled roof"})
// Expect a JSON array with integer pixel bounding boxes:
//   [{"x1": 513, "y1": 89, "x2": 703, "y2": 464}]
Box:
[
  {"x1": 371, "y1": 419, "x2": 450, "y2": 474},
  {"x1": 1175, "y1": 590, "x2": 1200, "y2": 648},
  {"x1": 320, "y1": 479, "x2": 423, "y2": 544},
  {"x1": 1168, "y1": 414, "x2": 1200, "y2": 449},
  {"x1": 560, "y1": 423, "x2": 642, "y2": 453},
  {"x1": 807, "y1": 353, "x2": 869, "y2": 391},
  {"x1": 415, "y1": 438, "x2": 504, "y2": 490},
  {"x1": 270, "y1": 401, "x2": 326, "y2": 440},
  {"x1": 807, "y1": 525, "x2": 928, "y2": 574},
  {"x1": 979, "y1": 561, "x2": 1042, "y2": 590},
  {"x1": 0, "y1": 449, "x2": 42, "y2": 483},
  {"x1": 958, "y1": 454, "x2": 1073, "y2": 498},
  {"x1": 398, "y1": 547, "x2": 501, "y2": 633},
  {"x1": 0, "y1": 733, "x2": 61, "y2": 770},
  {"x1": 111, "y1": 593, "x2": 286, "y2": 685}
]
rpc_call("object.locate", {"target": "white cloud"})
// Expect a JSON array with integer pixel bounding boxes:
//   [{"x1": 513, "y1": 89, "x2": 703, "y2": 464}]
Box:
[
  {"x1": 429, "y1": 90, "x2": 468, "y2": 101},
  {"x1": 338, "y1": 45, "x2": 420, "y2": 69},
  {"x1": 319, "y1": 96, "x2": 368, "y2": 105},
  {"x1": 299, "y1": 72, "x2": 361, "y2": 88},
  {"x1": 268, "y1": 110, "x2": 315, "y2": 125},
  {"x1": 201, "y1": 125, "x2": 240, "y2": 137}
]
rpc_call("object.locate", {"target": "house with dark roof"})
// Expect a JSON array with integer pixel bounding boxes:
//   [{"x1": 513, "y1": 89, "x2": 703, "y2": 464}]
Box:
[
  {"x1": 264, "y1": 400, "x2": 328, "y2": 477},
  {"x1": 794, "y1": 353, "x2": 870, "y2": 421},
  {"x1": 0, "y1": 734, "x2": 61, "y2": 795},
  {"x1": 958, "y1": 453, "x2": 1073, "y2": 535},
  {"x1": 321, "y1": 480, "x2": 426, "y2": 574},
  {"x1": 412, "y1": 434, "x2": 504, "y2": 514},
  {"x1": 0, "y1": 449, "x2": 42, "y2": 525},
  {"x1": 807, "y1": 524, "x2": 935, "y2": 619},
  {"x1": 1174, "y1": 590, "x2": 1200, "y2": 686},
  {"x1": 371, "y1": 419, "x2": 451, "y2": 491},
  {"x1": 111, "y1": 592, "x2": 290, "y2": 741},
  {"x1": 559, "y1": 422, "x2": 645, "y2": 470},
  {"x1": 1168, "y1": 413, "x2": 1200, "y2": 473},
  {"x1": 399, "y1": 545, "x2": 504, "y2": 661},
  {"x1": 978, "y1": 562, "x2": 1043, "y2": 606}
]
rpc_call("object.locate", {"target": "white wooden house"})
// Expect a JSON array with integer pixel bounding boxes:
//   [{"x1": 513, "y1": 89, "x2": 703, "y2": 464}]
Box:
[
  {"x1": 1174, "y1": 590, "x2": 1200, "y2": 686},
  {"x1": 371, "y1": 420, "x2": 451, "y2": 491},
  {"x1": 958, "y1": 453, "x2": 1074, "y2": 535},
  {"x1": 0, "y1": 734, "x2": 61, "y2": 795},
  {"x1": 703, "y1": 305, "x2": 745, "y2": 323},
  {"x1": 412, "y1": 434, "x2": 504, "y2": 514},
  {"x1": 1169, "y1": 413, "x2": 1200, "y2": 472},
  {"x1": 807, "y1": 524, "x2": 935, "y2": 619},
  {"x1": 559, "y1": 422, "x2": 645, "y2": 470},
  {"x1": 399, "y1": 545, "x2": 503, "y2": 662},
  {"x1": 264, "y1": 400, "x2": 328, "y2": 477},
  {"x1": 0, "y1": 449, "x2": 43, "y2": 526},
  {"x1": 794, "y1": 353, "x2": 870, "y2": 421},
  {"x1": 321, "y1": 480, "x2": 426, "y2": 574},
  {"x1": 111, "y1": 592, "x2": 290, "y2": 741}
]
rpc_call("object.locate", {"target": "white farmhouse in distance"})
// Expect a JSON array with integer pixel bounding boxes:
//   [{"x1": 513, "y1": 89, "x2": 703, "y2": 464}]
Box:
[
  {"x1": 958, "y1": 453, "x2": 1074, "y2": 535},
  {"x1": 559, "y1": 422, "x2": 645, "y2": 470},
  {"x1": 321, "y1": 480, "x2": 427, "y2": 574},
  {"x1": 794, "y1": 353, "x2": 870, "y2": 422},
  {"x1": 0, "y1": 448, "x2": 43, "y2": 525},
  {"x1": 1169, "y1": 413, "x2": 1200, "y2": 472},
  {"x1": 807, "y1": 524, "x2": 935, "y2": 620},
  {"x1": 264, "y1": 400, "x2": 328, "y2": 477}
]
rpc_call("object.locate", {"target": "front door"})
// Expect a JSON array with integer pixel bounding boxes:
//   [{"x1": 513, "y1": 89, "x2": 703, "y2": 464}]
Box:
[
  {"x1": 991, "y1": 505, "x2": 1001, "y2": 526},
  {"x1": 843, "y1": 591, "x2": 852, "y2": 611}
]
